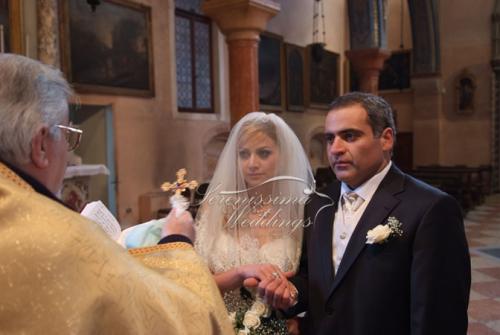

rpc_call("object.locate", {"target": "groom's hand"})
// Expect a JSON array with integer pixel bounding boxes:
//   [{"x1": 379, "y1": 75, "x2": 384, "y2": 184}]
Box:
[
  {"x1": 161, "y1": 209, "x2": 195, "y2": 242},
  {"x1": 257, "y1": 271, "x2": 298, "y2": 310}
]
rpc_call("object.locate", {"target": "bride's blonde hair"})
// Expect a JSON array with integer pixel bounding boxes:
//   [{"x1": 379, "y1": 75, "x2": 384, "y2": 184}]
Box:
[{"x1": 237, "y1": 118, "x2": 278, "y2": 147}]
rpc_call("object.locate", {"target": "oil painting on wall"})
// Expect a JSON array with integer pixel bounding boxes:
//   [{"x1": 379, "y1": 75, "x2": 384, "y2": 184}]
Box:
[{"x1": 59, "y1": 0, "x2": 154, "y2": 96}]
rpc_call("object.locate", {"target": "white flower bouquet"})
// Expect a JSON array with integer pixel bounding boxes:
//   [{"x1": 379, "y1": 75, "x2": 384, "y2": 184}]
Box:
[{"x1": 230, "y1": 295, "x2": 287, "y2": 335}]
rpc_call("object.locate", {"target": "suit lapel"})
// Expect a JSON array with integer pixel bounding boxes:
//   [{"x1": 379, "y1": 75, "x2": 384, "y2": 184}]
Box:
[
  {"x1": 311, "y1": 183, "x2": 340, "y2": 290},
  {"x1": 327, "y1": 165, "x2": 405, "y2": 297}
]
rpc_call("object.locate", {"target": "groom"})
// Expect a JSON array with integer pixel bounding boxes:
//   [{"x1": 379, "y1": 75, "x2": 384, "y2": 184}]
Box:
[{"x1": 283, "y1": 92, "x2": 470, "y2": 334}]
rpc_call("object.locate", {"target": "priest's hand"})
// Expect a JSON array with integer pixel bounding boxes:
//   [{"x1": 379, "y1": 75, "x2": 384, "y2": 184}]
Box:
[{"x1": 161, "y1": 209, "x2": 195, "y2": 242}]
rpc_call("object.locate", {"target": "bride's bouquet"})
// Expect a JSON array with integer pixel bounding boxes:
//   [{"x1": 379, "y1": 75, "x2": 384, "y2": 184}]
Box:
[{"x1": 230, "y1": 290, "x2": 288, "y2": 335}]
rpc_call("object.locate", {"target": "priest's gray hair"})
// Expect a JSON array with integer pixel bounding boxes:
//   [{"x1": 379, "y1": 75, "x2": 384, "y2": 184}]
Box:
[{"x1": 0, "y1": 54, "x2": 73, "y2": 165}]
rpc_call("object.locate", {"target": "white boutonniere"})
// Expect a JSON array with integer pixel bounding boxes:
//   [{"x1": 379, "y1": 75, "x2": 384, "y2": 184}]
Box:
[{"x1": 366, "y1": 216, "x2": 403, "y2": 244}]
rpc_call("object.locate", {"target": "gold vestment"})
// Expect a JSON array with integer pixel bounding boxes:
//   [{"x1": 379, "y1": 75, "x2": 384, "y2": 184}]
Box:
[{"x1": 0, "y1": 163, "x2": 232, "y2": 334}]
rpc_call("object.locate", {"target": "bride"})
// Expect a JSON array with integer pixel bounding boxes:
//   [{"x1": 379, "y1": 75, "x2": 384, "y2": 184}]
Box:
[{"x1": 195, "y1": 112, "x2": 314, "y2": 334}]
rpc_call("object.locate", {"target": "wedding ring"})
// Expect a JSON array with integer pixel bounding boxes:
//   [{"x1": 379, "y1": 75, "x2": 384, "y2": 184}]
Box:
[
  {"x1": 271, "y1": 272, "x2": 279, "y2": 279},
  {"x1": 289, "y1": 285, "x2": 299, "y2": 304}
]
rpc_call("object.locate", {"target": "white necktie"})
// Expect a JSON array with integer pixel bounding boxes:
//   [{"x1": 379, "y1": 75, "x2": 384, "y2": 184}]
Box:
[{"x1": 343, "y1": 191, "x2": 363, "y2": 212}]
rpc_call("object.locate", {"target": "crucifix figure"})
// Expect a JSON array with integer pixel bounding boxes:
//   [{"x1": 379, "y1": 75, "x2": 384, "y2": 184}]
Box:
[
  {"x1": 161, "y1": 169, "x2": 198, "y2": 216},
  {"x1": 161, "y1": 168, "x2": 198, "y2": 196}
]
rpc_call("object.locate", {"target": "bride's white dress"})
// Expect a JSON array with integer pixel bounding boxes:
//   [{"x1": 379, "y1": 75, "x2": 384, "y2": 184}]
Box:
[
  {"x1": 208, "y1": 232, "x2": 299, "y2": 274},
  {"x1": 197, "y1": 227, "x2": 299, "y2": 334},
  {"x1": 192, "y1": 112, "x2": 313, "y2": 334}
]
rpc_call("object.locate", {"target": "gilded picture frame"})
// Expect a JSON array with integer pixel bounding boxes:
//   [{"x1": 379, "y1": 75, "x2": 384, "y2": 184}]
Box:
[
  {"x1": 0, "y1": 0, "x2": 24, "y2": 54},
  {"x1": 306, "y1": 46, "x2": 339, "y2": 109},
  {"x1": 379, "y1": 50, "x2": 411, "y2": 91},
  {"x1": 258, "y1": 32, "x2": 285, "y2": 111},
  {"x1": 59, "y1": 0, "x2": 155, "y2": 97},
  {"x1": 285, "y1": 43, "x2": 306, "y2": 112}
]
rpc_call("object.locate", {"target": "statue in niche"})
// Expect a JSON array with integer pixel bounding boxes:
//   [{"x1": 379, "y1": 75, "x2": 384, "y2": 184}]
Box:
[
  {"x1": 456, "y1": 70, "x2": 476, "y2": 114},
  {"x1": 459, "y1": 78, "x2": 474, "y2": 110}
]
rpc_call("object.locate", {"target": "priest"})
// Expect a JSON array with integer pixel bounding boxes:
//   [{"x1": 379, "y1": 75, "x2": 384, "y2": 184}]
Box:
[{"x1": 0, "y1": 53, "x2": 232, "y2": 334}]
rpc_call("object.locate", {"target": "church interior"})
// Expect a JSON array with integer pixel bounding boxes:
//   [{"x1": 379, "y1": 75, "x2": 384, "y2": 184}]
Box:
[
  {"x1": 1, "y1": 0, "x2": 500, "y2": 332},
  {"x1": 1, "y1": 0, "x2": 492, "y2": 224}
]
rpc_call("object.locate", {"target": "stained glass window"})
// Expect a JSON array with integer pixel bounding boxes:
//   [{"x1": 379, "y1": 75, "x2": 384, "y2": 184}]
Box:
[
  {"x1": 175, "y1": 0, "x2": 203, "y2": 15},
  {"x1": 176, "y1": 16, "x2": 193, "y2": 108},
  {"x1": 175, "y1": 2, "x2": 213, "y2": 113}
]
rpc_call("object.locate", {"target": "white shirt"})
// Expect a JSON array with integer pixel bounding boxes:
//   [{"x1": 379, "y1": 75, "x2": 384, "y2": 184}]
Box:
[{"x1": 332, "y1": 161, "x2": 392, "y2": 273}]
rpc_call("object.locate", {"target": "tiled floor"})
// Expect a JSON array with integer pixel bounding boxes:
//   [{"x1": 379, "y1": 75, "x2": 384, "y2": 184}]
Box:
[{"x1": 467, "y1": 194, "x2": 500, "y2": 334}]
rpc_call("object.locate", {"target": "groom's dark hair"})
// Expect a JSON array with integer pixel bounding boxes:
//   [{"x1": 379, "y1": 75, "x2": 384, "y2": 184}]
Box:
[{"x1": 329, "y1": 92, "x2": 397, "y2": 138}]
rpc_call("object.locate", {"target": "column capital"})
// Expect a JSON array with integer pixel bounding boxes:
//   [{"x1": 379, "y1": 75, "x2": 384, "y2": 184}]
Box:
[
  {"x1": 202, "y1": 0, "x2": 280, "y2": 40},
  {"x1": 345, "y1": 48, "x2": 390, "y2": 93},
  {"x1": 345, "y1": 48, "x2": 391, "y2": 68}
]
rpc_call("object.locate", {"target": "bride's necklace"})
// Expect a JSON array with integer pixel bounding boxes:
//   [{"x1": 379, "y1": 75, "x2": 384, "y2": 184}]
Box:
[
  {"x1": 249, "y1": 202, "x2": 272, "y2": 218},
  {"x1": 248, "y1": 194, "x2": 272, "y2": 216}
]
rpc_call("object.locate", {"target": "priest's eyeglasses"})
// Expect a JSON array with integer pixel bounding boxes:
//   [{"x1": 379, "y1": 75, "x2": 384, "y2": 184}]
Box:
[{"x1": 54, "y1": 125, "x2": 83, "y2": 152}]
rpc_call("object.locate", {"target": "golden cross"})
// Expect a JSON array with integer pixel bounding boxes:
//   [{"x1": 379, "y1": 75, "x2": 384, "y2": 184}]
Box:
[{"x1": 161, "y1": 168, "x2": 198, "y2": 196}]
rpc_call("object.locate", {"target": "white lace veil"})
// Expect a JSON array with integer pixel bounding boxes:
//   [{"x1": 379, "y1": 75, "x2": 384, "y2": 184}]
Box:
[{"x1": 195, "y1": 112, "x2": 315, "y2": 274}]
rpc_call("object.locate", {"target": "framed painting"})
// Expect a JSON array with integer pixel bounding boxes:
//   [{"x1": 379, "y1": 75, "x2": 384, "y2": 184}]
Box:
[
  {"x1": 0, "y1": 0, "x2": 23, "y2": 54},
  {"x1": 349, "y1": 62, "x2": 360, "y2": 91},
  {"x1": 285, "y1": 43, "x2": 305, "y2": 112},
  {"x1": 306, "y1": 46, "x2": 339, "y2": 109},
  {"x1": 59, "y1": 0, "x2": 154, "y2": 97},
  {"x1": 379, "y1": 50, "x2": 411, "y2": 91},
  {"x1": 258, "y1": 32, "x2": 284, "y2": 111}
]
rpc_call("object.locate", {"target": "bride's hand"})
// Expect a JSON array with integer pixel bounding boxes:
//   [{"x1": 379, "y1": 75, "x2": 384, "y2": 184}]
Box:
[
  {"x1": 214, "y1": 264, "x2": 288, "y2": 294},
  {"x1": 238, "y1": 264, "x2": 285, "y2": 284},
  {"x1": 239, "y1": 265, "x2": 297, "y2": 308}
]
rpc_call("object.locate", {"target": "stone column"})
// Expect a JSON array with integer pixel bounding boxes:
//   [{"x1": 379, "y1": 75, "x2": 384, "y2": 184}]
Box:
[
  {"x1": 345, "y1": 48, "x2": 390, "y2": 94},
  {"x1": 37, "y1": 0, "x2": 60, "y2": 67},
  {"x1": 202, "y1": 0, "x2": 280, "y2": 125},
  {"x1": 226, "y1": 38, "x2": 259, "y2": 125}
]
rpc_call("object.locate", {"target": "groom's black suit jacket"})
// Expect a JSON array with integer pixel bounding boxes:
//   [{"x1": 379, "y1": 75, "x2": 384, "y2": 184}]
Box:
[{"x1": 290, "y1": 165, "x2": 471, "y2": 335}]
